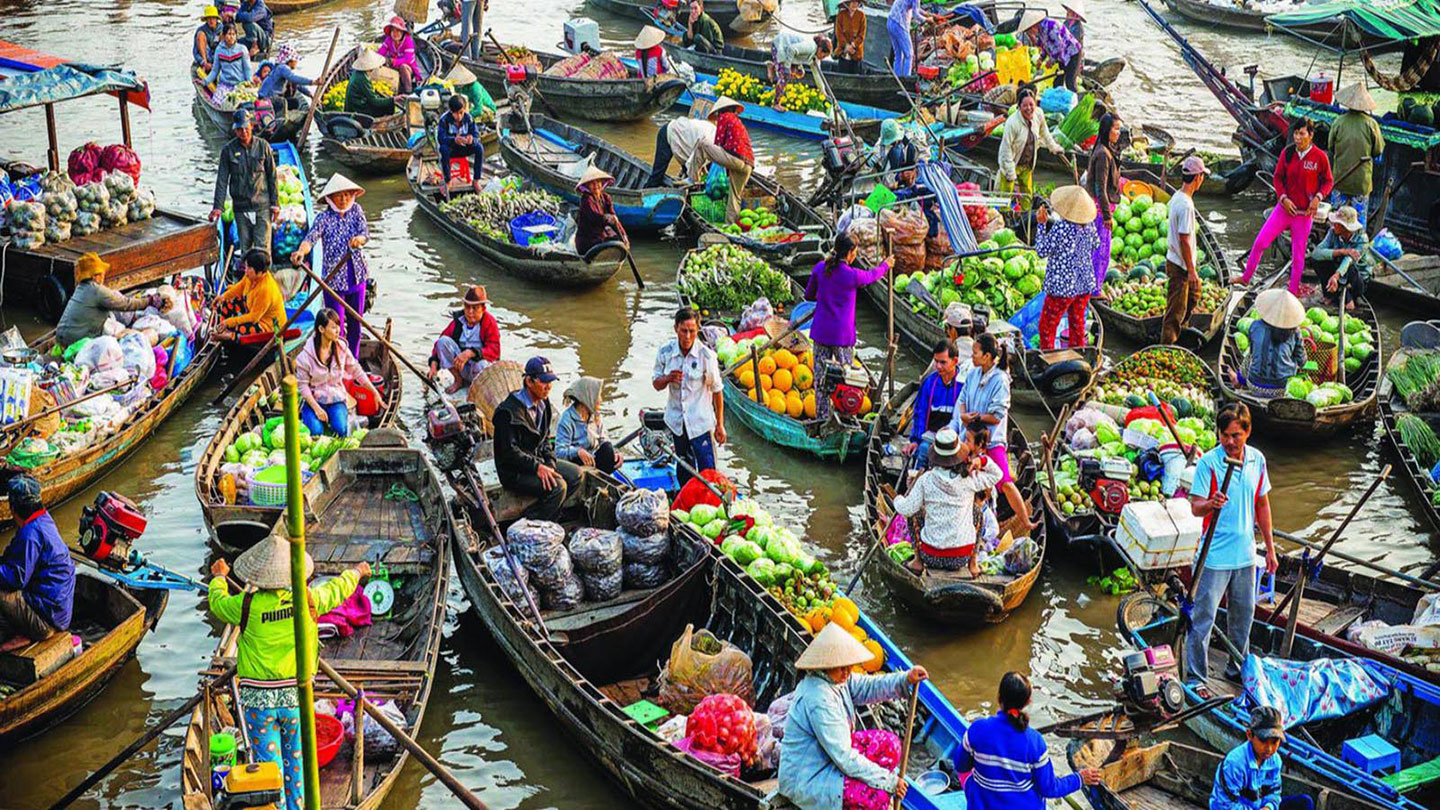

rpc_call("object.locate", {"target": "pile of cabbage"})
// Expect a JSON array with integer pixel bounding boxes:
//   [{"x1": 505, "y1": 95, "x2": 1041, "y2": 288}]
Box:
[
  {"x1": 891, "y1": 228, "x2": 1044, "y2": 320},
  {"x1": 1283, "y1": 377, "x2": 1355, "y2": 409}
]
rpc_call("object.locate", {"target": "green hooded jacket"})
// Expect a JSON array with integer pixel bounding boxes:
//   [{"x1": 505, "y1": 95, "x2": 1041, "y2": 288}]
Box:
[{"x1": 209, "y1": 569, "x2": 360, "y2": 683}]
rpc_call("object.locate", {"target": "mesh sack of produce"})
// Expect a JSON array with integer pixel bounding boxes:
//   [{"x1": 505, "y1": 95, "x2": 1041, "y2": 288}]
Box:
[
  {"x1": 841, "y1": 729, "x2": 902, "y2": 810},
  {"x1": 685, "y1": 693, "x2": 758, "y2": 760},
  {"x1": 568, "y1": 527, "x2": 623, "y2": 575},
  {"x1": 507, "y1": 518, "x2": 567, "y2": 571},
  {"x1": 623, "y1": 560, "x2": 669, "y2": 590},
  {"x1": 579, "y1": 568, "x2": 623, "y2": 602},
  {"x1": 42, "y1": 186, "x2": 77, "y2": 224},
  {"x1": 100, "y1": 199, "x2": 128, "y2": 228},
  {"x1": 540, "y1": 572, "x2": 585, "y2": 611},
  {"x1": 100, "y1": 144, "x2": 142, "y2": 185},
  {"x1": 67, "y1": 142, "x2": 103, "y2": 186},
  {"x1": 44, "y1": 219, "x2": 71, "y2": 244},
  {"x1": 656, "y1": 624, "x2": 755, "y2": 713},
  {"x1": 527, "y1": 545, "x2": 575, "y2": 591},
  {"x1": 104, "y1": 171, "x2": 137, "y2": 205},
  {"x1": 616, "y1": 487, "x2": 671, "y2": 536},
  {"x1": 481, "y1": 546, "x2": 533, "y2": 604},
  {"x1": 127, "y1": 187, "x2": 156, "y2": 222},
  {"x1": 879, "y1": 206, "x2": 927, "y2": 246},
  {"x1": 924, "y1": 231, "x2": 951, "y2": 270},
  {"x1": 893, "y1": 241, "x2": 926, "y2": 274},
  {"x1": 620, "y1": 528, "x2": 670, "y2": 565}
]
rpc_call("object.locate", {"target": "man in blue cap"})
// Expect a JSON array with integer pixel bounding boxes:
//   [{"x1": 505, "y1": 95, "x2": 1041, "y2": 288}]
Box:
[
  {"x1": 1210, "y1": 705, "x2": 1314, "y2": 810},
  {"x1": 0, "y1": 474, "x2": 74, "y2": 645},
  {"x1": 492, "y1": 356, "x2": 584, "y2": 520},
  {"x1": 210, "y1": 108, "x2": 278, "y2": 269}
]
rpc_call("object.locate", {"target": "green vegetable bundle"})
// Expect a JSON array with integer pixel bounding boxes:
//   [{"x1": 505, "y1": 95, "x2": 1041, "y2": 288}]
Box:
[
  {"x1": 1387, "y1": 351, "x2": 1440, "y2": 411},
  {"x1": 1056, "y1": 93, "x2": 1098, "y2": 149},
  {"x1": 1398, "y1": 413, "x2": 1440, "y2": 468},
  {"x1": 678, "y1": 244, "x2": 795, "y2": 312}
]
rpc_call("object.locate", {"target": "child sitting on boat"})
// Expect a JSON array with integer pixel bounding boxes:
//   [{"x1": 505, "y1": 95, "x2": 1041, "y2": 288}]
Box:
[
  {"x1": 1209, "y1": 706, "x2": 1314, "y2": 810},
  {"x1": 890, "y1": 424, "x2": 1001, "y2": 577}
]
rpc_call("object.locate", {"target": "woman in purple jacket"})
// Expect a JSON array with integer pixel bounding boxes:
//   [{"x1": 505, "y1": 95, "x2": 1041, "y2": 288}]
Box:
[{"x1": 804, "y1": 232, "x2": 892, "y2": 422}]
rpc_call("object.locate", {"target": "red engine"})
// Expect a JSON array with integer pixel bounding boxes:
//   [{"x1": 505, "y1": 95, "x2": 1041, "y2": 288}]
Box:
[
  {"x1": 78, "y1": 492, "x2": 147, "y2": 568},
  {"x1": 831, "y1": 384, "x2": 866, "y2": 417},
  {"x1": 347, "y1": 373, "x2": 387, "y2": 418}
]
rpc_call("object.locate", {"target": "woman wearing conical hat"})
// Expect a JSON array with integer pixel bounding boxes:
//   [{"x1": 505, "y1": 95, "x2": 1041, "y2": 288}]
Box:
[
  {"x1": 575, "y1": 166, "x2": 628, "y2": 257},
  {"x1": 208, "y1": 535, "x2": 370, "y2": 810},
  {"x1": 775, "y1": 622, "x2": 927, "y2": 809},
  {"x1": 1244, "y1": 287, "x2": 1307, "y2": 396},
  {"x1": 291, "y1": 173, "x2": 370, "y2": 355}
]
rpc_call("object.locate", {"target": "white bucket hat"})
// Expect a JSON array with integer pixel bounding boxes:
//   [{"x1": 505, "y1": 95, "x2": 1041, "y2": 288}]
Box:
[
  {"x1": 1255, "y1": 288, "x2": 1306, "y2": 330},
  {"x1": 318, "y1": 173, "x2": 364, "y2": 202},
  {"x1": 1328, "y1": 205, "x2": 1362, "y2": 233},
  {"x1": 576, "y1": 165, "x2": 615, "y2": 190},
  {"x1": 1334, "y1": 82, "x2": 1377, "y2": 113},
  {"x1": 1050, "y1": 185, "x2": 1098, "y2": 225},
  {"x1": 635, "y1": 26, "x2": 667, "y2": 50},
  {"x1": 353, "y1": 49, "x2": 386, "y2": 72},
  {"x1": 795, "y1": 622, "x2": 875, "y2": 670},
  {"x1": 233, "y1": 533, "x2": 314, "y2": 590},
  {"x1": 446, "y1": 63, "x2": 478, "y2": 85}
]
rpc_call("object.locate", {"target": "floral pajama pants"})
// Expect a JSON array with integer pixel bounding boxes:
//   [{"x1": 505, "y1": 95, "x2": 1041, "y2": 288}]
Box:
[{"x1": 244, "y1": 704, "x2": 304, "y2": 810}]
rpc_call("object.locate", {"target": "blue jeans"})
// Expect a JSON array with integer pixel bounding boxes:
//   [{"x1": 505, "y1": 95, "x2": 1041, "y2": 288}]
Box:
[
  {"x1": 1186, "y1": 564, "x2": 1257, "y2": 685},
  {"x1": 673, "y1": 428, "x2": 716, "y2": 489},
  {"x1": 888, "y1": 18, "x2": 914, "y2": 77},
  {"x1": 1330, "y1": 191, "x2": 1368, "y2": 225},
  {"x1": 244, "y1": 704, "x2": 303, "y2": 810},
  {"x1": 301, "y1": 400, "x2": 351, "y2": 437},
  {"x1": 460, "y1": 0, "x2": 483, "y2": 60}
]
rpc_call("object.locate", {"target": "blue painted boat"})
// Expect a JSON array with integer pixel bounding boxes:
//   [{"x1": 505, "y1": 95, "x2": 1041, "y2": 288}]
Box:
[
  {"x1": 1118, "y1": 592, "x2": 1439, "y2": 810},
  {"x1": 498, "y1": 115, "x2": 687, "y2": 231}
]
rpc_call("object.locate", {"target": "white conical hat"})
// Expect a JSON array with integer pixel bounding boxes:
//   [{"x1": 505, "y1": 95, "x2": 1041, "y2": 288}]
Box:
[
  {"x1": 446, "y1": 63, "x2": 477, "y2": 85},
  {"x1": 1255, "y1": 288, "x2": 1306, "y2": 330},
  {"x1": 576, "y1": 165, "x2": 615, "y2": 190},
  {"x1": 233, "y1": 533, "x2": 314, "y2": 590},
  {"x1": 1050, "y1": 185, "x2": 1097, "y2": 225},
  {"x1": 795, "y1": 622, "x2": 874, "y2": 670},
  {"x1": 353, "y1": 49, "x2": 385, "y2": 72},
  {"x1": 1017, "y1": 9, "x2": 1047, "y2": 31},
  {"x1": 318, "y1": 173, "x2": 364, "y2": 201},
  {"x1": 1061, "y1": 0, "x2": 1087, "y2": 21},
  {"x1": 1334, "y1": 82, "x2": 1377, "y2": 112},
  {"x1": 635, "y1": 25, "x2": 667, "y2": 50}
]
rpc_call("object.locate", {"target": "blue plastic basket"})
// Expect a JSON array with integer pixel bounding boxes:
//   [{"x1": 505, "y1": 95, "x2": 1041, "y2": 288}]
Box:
[{"x1": 509, "y1": 211, "x2": 559, "y2": 247}]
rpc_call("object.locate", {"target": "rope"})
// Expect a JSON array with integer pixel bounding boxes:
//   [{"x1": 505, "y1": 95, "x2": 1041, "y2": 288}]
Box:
[{"x1": 1359, "y1": 35, "x2": 1440, "y2": 92}]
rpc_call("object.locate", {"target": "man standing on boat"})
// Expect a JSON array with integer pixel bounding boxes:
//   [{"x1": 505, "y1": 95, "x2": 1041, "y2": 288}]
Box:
[
  {"x1": 1329, "y1": 84, "x2": 1384, "y2": 227},
  {"x1": 0, "y1": 475, "x2": 73, "y2": 646},
  {"x1": 459, "y1": 0, "x2": 488, "y2": 61},
  {"x1": 1162, "y1": 156, "x2": 1207, "y2": 345},
  {"x1": 210, "y1": 109, "x2": 278, "y2": 268},
  {"x1": 493, "y1": 357, "x2": 583, "y2": 520},
  {"x1": 234, "y1": 0, "x2": 273, "y2": 58},
  {"x1": 646, "y1": 115, "x2": 717, "y2": 186},
  {"x1": 652, "y1": 307, "x2": 726, "y2": 489}
]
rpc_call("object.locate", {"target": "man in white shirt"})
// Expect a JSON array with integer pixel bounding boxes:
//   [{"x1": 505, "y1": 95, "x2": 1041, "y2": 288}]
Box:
[
  {"x1": 647, "y1": 116, "x2": 718, "y2": 187},
  {"x1": 652, "y1": 307, "x2": 726, "y2": 487}
]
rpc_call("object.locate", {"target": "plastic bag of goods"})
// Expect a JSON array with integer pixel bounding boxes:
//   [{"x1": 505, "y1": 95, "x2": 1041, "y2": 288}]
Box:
[
  {"x1": 656, "y1": 624, "x2": 755, "y2": 713},
  {"x1": 67, "y1": 142, "x2": 103, "y2": 186},
  {"x1": 846, "y1": 219, "x2": 881, "y2": 266},
  {"x1": 752, "y1": 711, "x2": 777, "y2": 769},
  {"x1": 616, "y1": 487, "x2": 670, "y2": 536},
  {"x1": 506, "y1": 518, "x2": 567, "y2": 570},
  {"x1": 540, "y1": 571, "x2": 585, "y2": 611},
  {"x1": 622, "y1": 560, "x2": 669, "y2": 589},
  {"x1": 8, "y1": 200, "x2": 46, "y2": 249},
  {"x1": 99, "y1": 143, "x2": 142, "y2": 185},
  {"x1": 766, "y1": 690, "x2": 794, "y2": 739},
  {"x1": 338, "y1": 697, "x2": 406, "y2": 759},
  {"x1": 42, "y1": 184, "x2": 77, "y2": 224},
  {"x1": 672, "y1": 734, "x2": 742, "y2": 777},
  {"x1": 893, "y1": 241, "x2": 926, "y2": 274},
  {"x1": 579, "y1": 568, "x2": 623, "y2": 602},
  {"x1": 685, "y1": 693, "x2": 758, "y2": 762},
  {"x1": 482, "y1": 546, "x2": 533, "y2": 604},
  {"x1": 842, "y1": 729, "x2": 902, "y2": 810},
  {"x1": 44, "y1": 219, "x2": 71, "y2": 243},
  {"x1": 879, "y1": 206, "x2": 927, "y2": 246},
  {"x1": 103, "y1": 171, "x2": 137, "y2": 205},
  {"x1": 75, "y1": 335, "x2": 125, "y2": 372},
  {"x1": 925, "y1": 231, "x2": 951, "y2": 270},
  {"x1": 100, "y1": 199, "x2": 128, "y2": 229},
  {"x1": 527, "y1": 544, "x2": 575, "y2": 591},
  {"x1": 117, "y1": 332, "x2": 156, "y2": 380},
  {"x1": 837, "y1": 203, "x2": 875, "y2": 235},
  {"x1": 568, "y1": 527, "x2": 623, "y2": 574},
  {"x1": 738, "y1": 298, "x2": 775, "y2": 333},
  {"x1": 620, "y1": 528, "x2": 670, "y2": 565},
  {"x1": 75, "y1": 181, "x2": 110, "y2": 214},
  {"x1": 127, "y1": 187, "x2": 156, "y2": 222},
  {"x1": 72, "y1": 210, "x2": 101, "y2": 237}
]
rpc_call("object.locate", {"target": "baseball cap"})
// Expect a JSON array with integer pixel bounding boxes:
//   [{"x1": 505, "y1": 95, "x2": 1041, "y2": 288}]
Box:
[
  {"x1": 1181, "y1": 155, "x2": 1212, "y2": 176},
  {"x1": 1247, "y1": 706, "x2": 1284, "y2": 741},
  {"x1": 525, "y1": 356, "x2": 558, "y2": 383},
  {"x1": 232, "y1": 108, "x2": 252, "y2": 130}
]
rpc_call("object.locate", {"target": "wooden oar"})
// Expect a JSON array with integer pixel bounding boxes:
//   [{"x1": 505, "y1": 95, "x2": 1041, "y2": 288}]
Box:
[
  {"x1": 1273, "y1": 464, "x2": 1390, "y2": 657},
  {"x1": 458, "y1": 464, "x2": 550, "y2": 636},
  {"x1": 1272, "y1": 528, "x2": 1439, "y2": 591},
  {"x1": 0, "y1": 380, "x2": 133, "y2": 439},
  {"x1": 891, "y1": 680, "x2": 921, "y2": 810},
  {"x1": 318, "y1": 658, "x2": 489, "y2": 810},
  {"x1": 296, "y1": 27, "x2": 340, "y2": 149},
  {"x1": 1174, "y1": 454, "x2": 1242, "y2": 679}
]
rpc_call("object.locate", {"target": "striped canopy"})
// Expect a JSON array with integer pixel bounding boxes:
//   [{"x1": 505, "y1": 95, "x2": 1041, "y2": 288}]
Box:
[{"x1": 1268, "y1": 0, "x2": 1440, "y2": 44}]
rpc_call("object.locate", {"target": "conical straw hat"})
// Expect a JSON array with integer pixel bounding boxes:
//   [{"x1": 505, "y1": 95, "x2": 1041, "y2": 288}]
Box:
[
  {"x1": 576, "y1": 165, "x2": 615, "y2": 190},
  {"x1": 1334, "y1": 82, "x2": 1377, "y2": 112},
  {"x1": 233, "y1": 533, "x2": 314, "y2": 590},
  {"x1": 446, "y1": 63, "x2": 477, "y2": 85},
  {"x1": 635, "y1": 26, "x2": 667, "y2": 50},
  {"x1": 318, "y1": 173, "x2": 364, "y2": 201},
  {"x1": 795, "y1": 622, "x2": 874, "y2": 670},
  {"x1": 1050, "y1": 185, "x2": 1097, "y2": 225},
  {"x1": 1255, "y1": 288, "x2": 1306, "y2": 330},
  {"x1": 353, "y1": 49, "x2": 385, "y2": 72}
]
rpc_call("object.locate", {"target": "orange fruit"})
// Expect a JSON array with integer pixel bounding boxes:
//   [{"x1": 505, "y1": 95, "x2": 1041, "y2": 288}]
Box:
[
  {"x1": 847, "y1": 625, "x2": 868, "y2": 643},
  {"x1": 830, "y1": 604, "x2": 857, "y2": 631},
  {"x1": 758, "y1": 355, "x2": 777, "y2": 375},
  {"x1": 738, "y1": 368, "x2": 756, "y2": 389},
  {"x1": 794, "y1": 365, "x2": 814, "y2": 390},
  {"x1": 862, "y1": 639, "x2": 885, "y2": 673},
  {"x1": 806, "y1": 607, "x2": 827, "y2": 633},
  {"x1": 803, "y1": 392, "x2": 817, "y2": 418},
  {"x1": 747, "y1": 387, "x2": 760, "y2": 401},
  {"x1": 860, "y1": 395, "x2": 872, "y2": 415},
  {"x1": 797, "y1": 351, "x2": 811, "y2": 368},
  {"x1": 773, "y1": 367, "x2": 793, "y2": 393},
  {"x1": 773, "y1": 348, "x2": 797, "y2": 370},
  {"x1": 768, "y1": 390, "x2": 787, "y2": 413},
  {"x1": 785, "y1": 391, "x2": 804, "y2": 418},
  {"x1": 831, "y1": 597, "x2": 859, "y2": 626},
  {"x1": 760, "y1": 373, "x2": 773, "y2": 392}
]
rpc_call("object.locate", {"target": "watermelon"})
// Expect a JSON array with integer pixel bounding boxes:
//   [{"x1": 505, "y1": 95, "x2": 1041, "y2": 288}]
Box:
[
  {"x1": 1235, "y1": 333, "x2": 1250, "y2": 353},
  {"x1": 1105, "y1": 268, "x2": 1125, "y2": 284},
  {"x1": 1142, "y1": 227, "x2": 1159, "y2": 243},
  {"x1": 1124, "y1": 394, "x2": 1146, "y2": 409},
  {"x1": 1125, "y1": 232, "x2": 1144, "y2": 248}
]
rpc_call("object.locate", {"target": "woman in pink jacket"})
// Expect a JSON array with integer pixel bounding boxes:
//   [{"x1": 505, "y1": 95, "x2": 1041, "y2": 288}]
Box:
[
  {"x1": 376, "y1": 16, "x2": 422, "y2": 94},
  {"x1": 1240, "y1": 119, "x2": 1333, "y2": 294},
  {"x1": 295, "y1": 309, "x2": 380, "y2": 437}
]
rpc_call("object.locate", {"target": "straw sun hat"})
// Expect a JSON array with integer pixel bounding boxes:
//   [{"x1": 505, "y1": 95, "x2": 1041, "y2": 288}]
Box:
[
  {"x1": 1017, "y1": 9, "x2": 1047, "y2": 32},
  {"x1": 353, "y1": 49, "x2": 386, "y2": 72},
  {"x1": 635, "y1": 26, "x2": 667, "y2": 51},
  {"x1": 795, "y1": 622, "x2": 875, "y2": 670},
  {"x1": 74, "y1": 252, "x2": 110, "y2": 284},
  {"x1": 446, "y1": 63, "x2": 478, "y2": 85},
  {"x1": 576, "y1": 165, "x2": 615, "y2": 190},
  {"x1": 318, "y1": 173, "x2": 364, "y2": 201},
  {"x1": 1334, "y1": 82, "x2": 1377, "y2": 113},
  {"x1": 1255, "y1": 288, "x2": 1306, "y2": 330},
  {"x1": 234, "y1": 533, "x2": 314, "y2": 590},
  {"x1": 708, "y1": 96, "x2": 745, "y2": 117},
  {"x1": 1049, "y1": 185, "x2": 1097, "y2": 225}
]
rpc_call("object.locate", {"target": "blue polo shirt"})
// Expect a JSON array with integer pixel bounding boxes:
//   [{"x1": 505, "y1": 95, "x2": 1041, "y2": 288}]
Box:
[
  {"x1": 1210, "y1": 740, "x2": 1283, "y2": 810},
  {"x1": 1190, "y1": 445, "x2": 1270, "y2": 571}
]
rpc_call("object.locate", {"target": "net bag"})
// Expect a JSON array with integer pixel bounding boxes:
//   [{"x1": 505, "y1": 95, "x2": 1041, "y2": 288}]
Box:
[
  {"x1": 507, "y1": 518, "x2": 567, "y2": 571},
  {"x1": 568, "y1": 528, "x2": 623, "y2": 575},
  {"x1": 620, "y1": 528, "x2": 670, "y2": 565}
]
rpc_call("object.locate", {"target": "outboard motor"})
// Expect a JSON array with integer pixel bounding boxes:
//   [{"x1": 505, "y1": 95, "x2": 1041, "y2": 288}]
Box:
[
  {"x1": 78, "y1": 492, "x2": 148, "y2": 571},
  {"x1": 424, "y1": 401, "x2": 475, "y2": 473},
  {"x1": 1116, "y1": 645, "x2": 1185, "y2": 718}
]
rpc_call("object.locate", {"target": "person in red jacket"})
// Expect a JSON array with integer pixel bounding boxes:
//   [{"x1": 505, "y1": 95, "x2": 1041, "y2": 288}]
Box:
[
  {"x1": 428, "y1": 285, "x2": 501, "y2": 393},
  {"x1": 1240, "y1": 119, "x2": 1333, "y2": 295}
]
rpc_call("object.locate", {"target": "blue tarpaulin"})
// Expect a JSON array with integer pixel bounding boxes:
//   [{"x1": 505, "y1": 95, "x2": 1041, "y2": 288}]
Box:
[{"x1": 0, "y1": 63, "x2": 148, "y2": 114}]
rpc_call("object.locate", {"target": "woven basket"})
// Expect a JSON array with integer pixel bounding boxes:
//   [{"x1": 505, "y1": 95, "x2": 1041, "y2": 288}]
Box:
[
  {"x1": 467, "y1": 360, "x2": 525, "y2": 431},
  {"x1": 1304, "y1": 336, "x2": 1338, "y2": 381}
]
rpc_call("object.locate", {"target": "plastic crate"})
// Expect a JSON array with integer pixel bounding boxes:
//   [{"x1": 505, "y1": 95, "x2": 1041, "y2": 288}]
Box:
[
  {"x1": 621, "y1": 699, "x2": 670, "y2": 730},
  {"x1": 509, "y1": 211, "x2": 559, "y2": 247}
]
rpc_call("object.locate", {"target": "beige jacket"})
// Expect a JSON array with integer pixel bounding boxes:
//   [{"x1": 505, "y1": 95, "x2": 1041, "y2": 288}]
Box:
[{"x1": 997, "y1": 106, "x2": 1065, "y2": 182}]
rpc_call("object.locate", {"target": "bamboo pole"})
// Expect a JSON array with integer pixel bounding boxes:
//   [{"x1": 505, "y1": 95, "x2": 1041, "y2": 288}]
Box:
[
  {"x1": 296, "y1": 27, "x2": 340, "y2": 149},
  {"x1": 283, "y1": 376, "x2": 321, "y2": 810}
]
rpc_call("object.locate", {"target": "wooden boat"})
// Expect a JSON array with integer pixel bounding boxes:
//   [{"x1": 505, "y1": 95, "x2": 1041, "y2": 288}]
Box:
[
  {"x1": 180, "y1": 441, "x2": 453, "y2": 809},
  {"x1": 1163, "y1": 0, "x2": 1387, "y2": 48},
  {"x1": 0, "y1": 325, "x2": 222, "y2": 526},
  {"x1": 452, "y1": 469, "x2": 997, "y2": 810},
  {"x1": 425, "y1": 39, "x2": 687, "y2": 122},
  {"x1": 588, "y1": 0, "x2": 776, "y2": 36},
  {"x1": 1217, "y1": 284, "x2": 1381, "y2": 438},
  {"x1": 1118, "y1": 592, "x2": 1437, "y2": 810},
  {"x1": 664, "y1": 43, "x2": 901, "y2": 108},
  {"x1": 407, "y1": 154, "x2": 629, "y2": 286},
  {"x1": 313, "y1": 44, "x2": 411, "y2": 173},
  {"x1": 194, "y1": 333, "x2": 405, "y2": 555},
  {"x1": 1380, "y1": 347, "x2": 1440, "y2": 538},
  {"x1": 861, "y1": 381, "x2": 1046, "y2": 625},
  {"x1": 1367, "y1": 256, "x2": 1440, "y2": 316},
  {"x1": 687, "y1": 171, "x2": 832, "y2": 272},
  {"x1": 1069, "y1": 737, "x2": 1387, "y2": 810},
  {"x1": 191, "y1": 75, "x2": 306, "y2": 142},
  {"x1": 499, "y1": 115, "x2": 687, "y2": 231},
  {"x1": 267, "y1": 0, "x2": 341, "y2": 14},
  {"x1": 0, "y1": 573, "x2": 166, "y2": 745}
]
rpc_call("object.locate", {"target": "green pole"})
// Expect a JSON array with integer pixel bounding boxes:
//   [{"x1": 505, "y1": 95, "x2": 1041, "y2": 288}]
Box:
[{"x1": 283, "y1": 375, "x2": 321, "y2": 810}]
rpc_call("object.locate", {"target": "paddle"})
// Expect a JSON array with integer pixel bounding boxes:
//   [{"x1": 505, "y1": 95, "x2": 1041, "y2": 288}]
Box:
[
  {"x1": 318, "y1": 658, "x2": 490, "y2": 810},
  {"x1": 485, "y1": 29, "x2": 561, "y2": 118},
  {"x1": 623, "y1": 249, "x2": 646, "y2": 290},
  {"x1": 296, "y1": 27, "x2": 341, "y2": 150},
  {"x1": 1273, "y1": 464, "x2": 1391, "y2": 657},
  {"x1": 1173, "y1": 454, "x2": 1242, "y2": 679},
  {"x1": 0, "y1": 380, "x2": 134, "y2": 440},
  {"x1": 1146, "y1": 391, "x2": 1196, "y2": 465},
  {"x1": 891, "y1": 680, "x2": 922, "y2": 810}
]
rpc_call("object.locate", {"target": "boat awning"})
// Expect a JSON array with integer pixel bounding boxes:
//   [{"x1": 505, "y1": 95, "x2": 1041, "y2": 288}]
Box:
[
  {"x1": 1285, "y1": 97, "x2": 1440, "y2": 149},
  {"x1": 1267, "y1": 0, "x2": 1440, "y2": 46},
  {"x1": 0, "y1": 39, "x2": 150, "y2": 112}
]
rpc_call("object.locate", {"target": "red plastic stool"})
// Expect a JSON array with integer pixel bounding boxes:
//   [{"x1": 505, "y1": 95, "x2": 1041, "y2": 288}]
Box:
[{"x1": 448, "y1": 157, "x2": 472, "y2": 185}]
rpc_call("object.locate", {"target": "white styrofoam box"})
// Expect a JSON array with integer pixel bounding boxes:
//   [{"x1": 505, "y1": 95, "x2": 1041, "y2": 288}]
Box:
[{"x1": 1116, "y1": 499, "x2": 1199, "y2": 571}]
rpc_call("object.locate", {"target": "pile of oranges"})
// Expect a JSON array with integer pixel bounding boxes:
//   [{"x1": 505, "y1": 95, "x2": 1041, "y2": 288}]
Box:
[
  {"x1": 733, "y1": 346, "x2": 819, "y2": 420},
  {"x1": 803, "y1": 597, "x2": 886, "y2": 673}
]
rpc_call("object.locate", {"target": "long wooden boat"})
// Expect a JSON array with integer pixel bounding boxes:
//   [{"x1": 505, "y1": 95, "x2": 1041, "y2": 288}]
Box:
[
  {"x1": 424, "y1": 39, "x2": 687, "y2": 122},
  {"x1": 180, "y1": 441, "x2": 453, "y2": 809},
  {"x1": 1368, "y1": 256, "x2": 1440, "y2": 316},
  {"x1": 1164, "y1": 0, "x2": 1386, "y2": 48},
  {"x1": 1217, "y1": 284, "x2": 1380, "y2": 438},
  {"x1": 687, "y1": 171, "x2": 832, "y2": 272},
  {"x1": 499, "y1": 115, "x2": 687, "y2": 231},
  {"x1": 1118, "y1": 592, "x2": 1437, "y2": 810},
  {"x1": 194, "y1": 333, "x2": 404, "y2": 555},
  {"x1": 0, "y1": 326, "x2": 222, "y2": 526},
  {"x1": 267, "y1": 0, "x2": 341, "y2": 14},
  {"x1": 1070, "y1": 737, "x2": 1387, "y2": 810},
  {"x1": 589, "y1": 0, "x2": 776, "y2": 36},
  {"x1": 861, "y1": 381, "x2": 1046, "y2": 625},
  {"x1": 0, "y1": 573, "x2": 167, "y2": 745},
  {"x1": 665, "y1": 43, "x2": 900, "y2": 108},
  {"x1": 191, "y1": 75, "x2": 306, "y2": 142},
  {"x1": 453, "y1": 468, "x2": 997, "y2": 810},
  {"x1": 407, "y1": 155, "x2": 629, "y2": 286},
  {"x1": 1379, "y1": 347, "x2": 1440, "y2": 537},
  {"x1": 314, "y1": 43, "x2": 410, "y2": 173}
]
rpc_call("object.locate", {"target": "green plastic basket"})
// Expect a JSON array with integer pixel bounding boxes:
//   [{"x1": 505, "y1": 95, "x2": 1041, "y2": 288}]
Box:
[
  {"x1": 247, "y1": 465, "x2": 312, "y2": 507},
  {"x1": 621, "y1": 699, "x2": 670, "y2": 730}
]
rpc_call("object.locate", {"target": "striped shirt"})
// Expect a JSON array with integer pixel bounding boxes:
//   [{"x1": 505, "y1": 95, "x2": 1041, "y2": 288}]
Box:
[{"x1": 955, "y1": 714, "x2": 1081, "y2": 810}]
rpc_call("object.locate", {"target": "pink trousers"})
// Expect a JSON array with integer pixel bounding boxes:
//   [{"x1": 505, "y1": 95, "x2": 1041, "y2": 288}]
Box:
[{"x1": 1242, "y1": 205, "x2": 1313, "y2": 294}]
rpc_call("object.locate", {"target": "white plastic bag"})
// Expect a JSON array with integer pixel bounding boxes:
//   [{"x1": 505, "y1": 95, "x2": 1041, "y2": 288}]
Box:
[
  {"x1": 74, "y1": 335, "x2": 124, "y2": 371},
  {"x1": 117, "y1": 332, "x2": 156, "y2": 380}
]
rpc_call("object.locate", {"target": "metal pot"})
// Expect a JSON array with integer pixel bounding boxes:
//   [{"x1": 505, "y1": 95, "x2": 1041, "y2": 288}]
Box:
[{"x1": 2, "y1": 347, "x2": 38, "y2": 367}]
